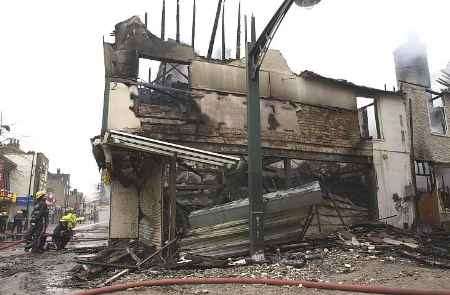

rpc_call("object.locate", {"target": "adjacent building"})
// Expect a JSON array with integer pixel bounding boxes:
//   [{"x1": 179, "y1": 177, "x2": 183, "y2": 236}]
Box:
[
  {"x1": 394, "y1": 35, "x2": 450, "y2": 228},
  {"x1": 47, "y1": 168, "x2": 70, "y2": 215},
  {"x1": 0, "y1": 139, "x2": 49, "y2": 218},
  {"x1": 67, "y1": 188, "x2": 85, "y2": 214}
]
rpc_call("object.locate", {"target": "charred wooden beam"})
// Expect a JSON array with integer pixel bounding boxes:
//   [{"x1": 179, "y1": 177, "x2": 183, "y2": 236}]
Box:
[
  {"x1": 153, "y1": 65, "x2": 175, "y2": 84},
  {"x1": 176, "y1": 0, "x2": 180, "y2": 43},
  {"x1": 114, "y1": 16, "x2": 194, "y2": 66},
  {"x1": 192, "y1": 0, "x2": 196, "y2": 49},
  {"x1": 244, "y1": 14, "x2": 248, "y2": 45},
  {"x1": 74, "y1": 259, "x2": 138, "y2": 270},
  {"x1": 251, "y1": 14, "x2": 256, "y2": 43},
  {"x1": 167, "y1": 63, "x2": 189, "y2": 81},
  {"x1": 207, "y1": 0, "x2": 223, "y2": 59},
  {"x1": 111, "y1": 77, "x2": 195, "y2": 101},
  {"x1": 176, "y1": 184, "x2": 223, "y2": 191},
  {"x1": 283, "y1": 158, "x2": 291, "y2": 189},
  {"x1": 236, "y1": 2, "x2": 241, "y2": 59},
  {"x1": 221, "y1": 0, "x2": 226, "y2": 60},
  {"x1": 161, "y1": 0, "x2": 166, "y2": 40}
]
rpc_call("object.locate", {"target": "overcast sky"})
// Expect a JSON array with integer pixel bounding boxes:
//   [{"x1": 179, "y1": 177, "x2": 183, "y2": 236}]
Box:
[{"x1": 0, "y1": 0, "x2": 448, "y2": 199}]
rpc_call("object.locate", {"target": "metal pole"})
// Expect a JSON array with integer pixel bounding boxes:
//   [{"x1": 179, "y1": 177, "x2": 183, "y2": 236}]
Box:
[
  {"x1": 246, "y1": 15, "x2": 264, "y2": 261},
  {"x1": 25, "y1": 152, "x2": 35, "y2": 228},
  {"x1": 245, "y1": 0, "x2": 312, "y2": 262}
]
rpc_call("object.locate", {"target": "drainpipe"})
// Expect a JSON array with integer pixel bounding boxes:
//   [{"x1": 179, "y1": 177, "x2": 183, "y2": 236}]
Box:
[{"x1": 408, "y1": 98, "x2": 420, "y2": 226}]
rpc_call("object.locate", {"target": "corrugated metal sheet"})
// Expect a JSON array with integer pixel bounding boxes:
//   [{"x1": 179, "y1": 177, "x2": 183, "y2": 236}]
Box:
[
  {"x1": 105, "y1": 130, "x2": 240, "y2": 167},
  {"x1": 181, "y1": 182, "x2": 369, "y2": 258},
  {"x1": 189, "y1": 181, "x2": 323, "y2": 228},
  {"x1": 139, "y1": 161, "x2": 163, "y2": 248},
  {"x1": 109, "y1": 180, "x2": 138, "y2": 239}
]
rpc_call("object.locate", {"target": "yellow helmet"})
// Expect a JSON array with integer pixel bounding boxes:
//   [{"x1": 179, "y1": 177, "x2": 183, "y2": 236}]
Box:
[{"x1": 35, "y1": 191, "x2": 47, "y2": 199}]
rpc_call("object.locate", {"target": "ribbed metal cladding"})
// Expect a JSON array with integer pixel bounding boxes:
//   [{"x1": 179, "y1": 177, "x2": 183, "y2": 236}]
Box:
[{"x1": 139, "y1": 161, "x2": 163, "y2": 248}]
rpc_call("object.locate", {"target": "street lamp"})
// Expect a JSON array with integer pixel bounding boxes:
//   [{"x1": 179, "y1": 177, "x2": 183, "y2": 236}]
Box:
[{"x1": 246, "y1": 0, "x2": 321, "y2": 262}]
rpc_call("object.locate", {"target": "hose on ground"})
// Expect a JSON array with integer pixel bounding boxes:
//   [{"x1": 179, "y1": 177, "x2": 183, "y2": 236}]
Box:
[
  {"x1": 0, "y1": 240, "x2": 23, "y2": 251},
  {"x1": 73, "y1": 277, "x2": 450, "y2": 295}
]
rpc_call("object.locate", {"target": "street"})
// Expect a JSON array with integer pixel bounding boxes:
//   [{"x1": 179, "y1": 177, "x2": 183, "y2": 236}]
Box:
[{"x1": 0, "y1": 221, "x2": 108, "y2": 295}]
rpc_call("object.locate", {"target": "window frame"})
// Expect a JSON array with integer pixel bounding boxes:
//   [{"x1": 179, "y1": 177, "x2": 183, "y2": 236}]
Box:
[
  {"x1": 357, "y1": 97, "x2": 382, "y2": 140},
  {"x1": 427, "y1": 95, "x2": 448, "y2": 136}
]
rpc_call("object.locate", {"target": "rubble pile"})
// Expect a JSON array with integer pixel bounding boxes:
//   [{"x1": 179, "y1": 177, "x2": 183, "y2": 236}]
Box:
[
  {"x1": 181, "y1": 182, "x2": 369, "y2": 258},
  {"x1": 67, "y1": 222, "x2": 450, "y2": 289},
  {"x1": 71, "y1": 240, "x2": 157, "y2": 281}
]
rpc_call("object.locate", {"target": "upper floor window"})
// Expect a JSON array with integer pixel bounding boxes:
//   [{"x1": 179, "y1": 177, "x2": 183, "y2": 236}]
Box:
[
  {"x1": 357, "y1": 97, "x2": 381, "y2": 140},
  {"x1": 428, "y1": 96, "x2": 447, "y2": 135},
  {"x1": 415, "y1": 160, "x2": 433, "y2": 193}
]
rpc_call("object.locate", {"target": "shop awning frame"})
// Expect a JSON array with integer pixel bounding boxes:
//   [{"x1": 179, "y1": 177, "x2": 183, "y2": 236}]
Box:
[{"x1": 100, "y1": 130, "x2": 241, "y2": 167}]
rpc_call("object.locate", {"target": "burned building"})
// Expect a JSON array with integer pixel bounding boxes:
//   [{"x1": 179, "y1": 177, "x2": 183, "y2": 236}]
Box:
[
  {"x1": 93, "y1": 13, "x2": 421, "y2": 257},
  {"x1": 395, "y1": 35, "x2": 450, "y2": 228}
]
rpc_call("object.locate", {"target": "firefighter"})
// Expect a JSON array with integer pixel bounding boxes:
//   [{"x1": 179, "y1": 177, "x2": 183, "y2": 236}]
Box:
[
  {"x1": 52, "y1": 210, "x2": 82, "y2": 249},
  {"x1": 24, "y1": 191, "x2": 49, "y2": 252},
  {"x1": 12, "y1": 210, "x2": 25, "y2": 235},
  {"x1": 0, "y1": 212, "x2": 8, "y2": 233}
]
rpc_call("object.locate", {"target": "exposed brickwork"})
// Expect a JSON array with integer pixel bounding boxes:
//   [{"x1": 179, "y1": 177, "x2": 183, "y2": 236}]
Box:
[
  {"x1": 404, "y1": 85, "x2": 450, "y2": 163},
  {"x1": 139, "y1": 92, "x2": 370, "y2": 160},
  {"x1": 295, "y1": 103, "x2": 362, "y2": 149}
]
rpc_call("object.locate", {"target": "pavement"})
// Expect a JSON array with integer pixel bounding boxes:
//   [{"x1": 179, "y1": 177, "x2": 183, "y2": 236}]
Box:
[
  {"x1": 0, "y1": 221, "x2": 108, "y2": 295},
  {"x1": 1, "y1": 220, "x2": 450, "y2": 295}
]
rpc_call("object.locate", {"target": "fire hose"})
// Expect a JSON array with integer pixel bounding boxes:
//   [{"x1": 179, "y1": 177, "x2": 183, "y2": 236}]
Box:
[
  {"x1": 0, "y1": 240, "x2": 24, "y2": 251},
  {"x1": 73, "y1": 277, "x2": 450, "y2": 295}
]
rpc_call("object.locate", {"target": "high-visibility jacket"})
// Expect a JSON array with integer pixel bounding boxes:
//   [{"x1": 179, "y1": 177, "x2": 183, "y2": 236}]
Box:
[{"x1": 60, "y1": 213, "x2": 79, "y2": 229}]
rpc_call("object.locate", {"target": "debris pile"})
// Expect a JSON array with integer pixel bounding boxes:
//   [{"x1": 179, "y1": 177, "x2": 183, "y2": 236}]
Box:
[
  {"x1": 181, "y1": 181, "x2": 368, "y2": 258},
  {"x1": 67, "y1": 220, "x2": 450, "y2": 289}
]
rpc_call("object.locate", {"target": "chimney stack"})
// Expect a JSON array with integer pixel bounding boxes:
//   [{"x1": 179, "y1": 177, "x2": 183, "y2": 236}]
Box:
[{"x1": 393, "y1": 33, "x2": 431, "y2": 88}]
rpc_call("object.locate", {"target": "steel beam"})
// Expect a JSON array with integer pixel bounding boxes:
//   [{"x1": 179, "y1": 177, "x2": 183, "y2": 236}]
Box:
[
  {"x1": 207, "y1": 0, "x2": 223, "y2": 59},
  {"x1": 246, "y1": 39, "x2": 264, "y2": 261}
]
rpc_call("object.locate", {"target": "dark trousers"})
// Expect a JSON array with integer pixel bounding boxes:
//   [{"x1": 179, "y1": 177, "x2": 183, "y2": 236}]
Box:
[
  {"x1": 12, "y1": 222, "x2": 23, "y2": 234},
  {"x1": 0, "y1": 221, "x2": 6, "y2": 233}
]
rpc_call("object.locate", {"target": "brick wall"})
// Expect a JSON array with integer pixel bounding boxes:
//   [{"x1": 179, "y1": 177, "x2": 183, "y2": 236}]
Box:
[
  {"x1": 139, "y1": 92, "x2": 370, "y2": 159},
  {"x1": 295, "y1": 103, "x2": 362, "y2": 148},
  {"x1": 404, "y1": 85, "x2": 450, "y2": 163}
]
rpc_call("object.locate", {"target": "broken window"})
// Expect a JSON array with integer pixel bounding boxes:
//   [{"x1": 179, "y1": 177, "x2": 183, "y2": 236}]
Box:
[
  {"x1": 156, "y1": 63, "x2": 190, "y2": 89},
  {"x1": 438, "y1": 175, "x2": 450, "y2": 211},
  {"x1": 137, "y1": 58, "x2": 191, "y2": 106},
  {"x1": 139, "y1": 58, "x2": 189, "y2": 90},
  {"x1": 138, "y1": 58, "x2": 161, "y2": 83},
  {"x1": 415, "y1": 160, "x2": 434, "y2": 193},
  {"x1": 428, "y1": 96, "x2": 447, "y2": 135},
  {"x1": 357, "y1": 97, "x2": 380, "y2": 139}
]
